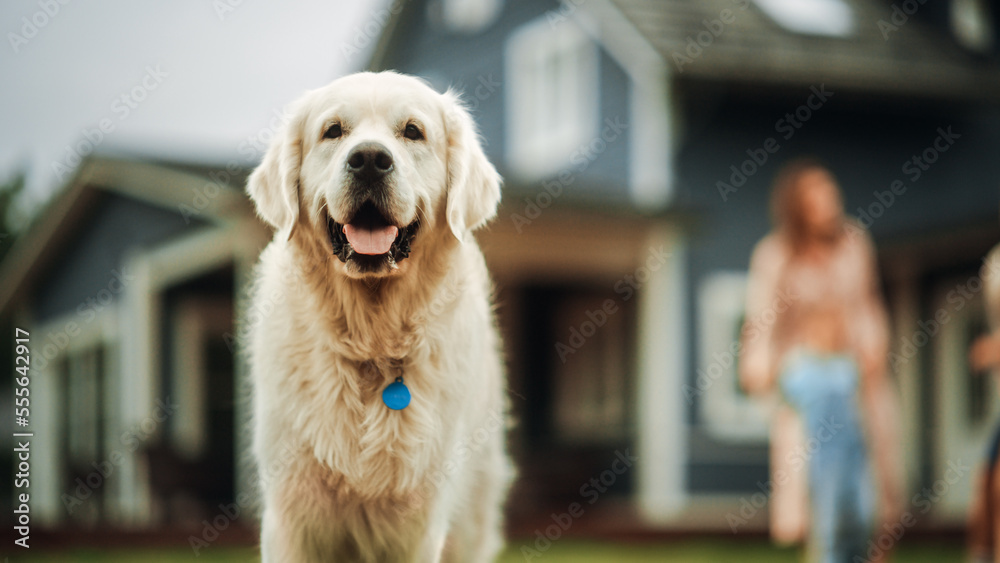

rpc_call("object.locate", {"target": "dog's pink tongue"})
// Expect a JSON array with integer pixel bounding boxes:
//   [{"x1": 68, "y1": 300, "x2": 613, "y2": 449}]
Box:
[{"x1": 343, "y1": 223, "x2": 398, "y2": 255}]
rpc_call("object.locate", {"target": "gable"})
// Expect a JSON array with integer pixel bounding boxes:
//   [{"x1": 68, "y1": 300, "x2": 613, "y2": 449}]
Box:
[
  {"x1": 373, "y1": 0, "x2": 636, "y2": 201},
  {"x1": 33, "y1": 192, "x2": 210, "y2": 323}
]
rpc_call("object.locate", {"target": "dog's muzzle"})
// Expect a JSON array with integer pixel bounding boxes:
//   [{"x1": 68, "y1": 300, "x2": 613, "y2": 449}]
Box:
[{"x1": 328, "y1": 200, "x2": 419, "y2": 269}]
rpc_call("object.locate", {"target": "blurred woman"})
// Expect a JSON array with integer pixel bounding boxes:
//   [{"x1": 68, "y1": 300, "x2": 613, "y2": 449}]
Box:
[
  {"x1": 740, "y1": 159, "x2": 901, "y2": 563},
  {"x1": 966, "y1": 243, "x2": 1000, "y2": 563}
]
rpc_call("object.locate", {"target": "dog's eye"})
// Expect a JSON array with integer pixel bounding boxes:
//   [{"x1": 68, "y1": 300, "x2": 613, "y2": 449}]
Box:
[
  {"x1": 403, "y1": 123, "x2": 424, "y2": 141},
  {"x1": 323, "y1": 123, "x2": 343, "y2": 140}
]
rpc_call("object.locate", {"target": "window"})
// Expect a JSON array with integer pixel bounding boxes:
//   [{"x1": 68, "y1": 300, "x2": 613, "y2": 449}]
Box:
[
  {"x1": 505, "y1": 17, "x2": 598, "y2": 179},
  {"x1": 65, "y1": 347, "x2": 105, "y2": 464},
  {"x1": 931, "y1": 273, "x2": 998, "y2": 517},
  {"x1": 951, "y1": 0, "x2": 995, "y2": 53},
  {"x1": 753, "y1": 0, "x2": 855, "y2": 37},
  {"x1": 440, "y1": 0, "x2": 503, "y2": 33},
  {"x1": 61, "y1": 345, "x2": 109, "y2": 523},
  {"x1": 697, "y1": 273, "x2": 769, "y2": 442}
]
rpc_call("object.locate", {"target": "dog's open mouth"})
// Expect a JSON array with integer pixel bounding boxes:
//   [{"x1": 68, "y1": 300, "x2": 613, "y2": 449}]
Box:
[{"x1": 328, "y1": 201, "x2": 419, "y2": 271}]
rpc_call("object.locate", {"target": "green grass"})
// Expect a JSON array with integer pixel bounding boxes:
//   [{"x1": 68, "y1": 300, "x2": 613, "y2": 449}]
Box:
[{"x1": 9, "y1": 539, "x2": 962, "y2": 562}]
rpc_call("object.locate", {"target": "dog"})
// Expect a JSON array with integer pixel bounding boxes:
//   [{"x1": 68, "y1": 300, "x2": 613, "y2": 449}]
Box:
[{"x1": 245, "y1": 71, "x2": 512, "y2": 562}]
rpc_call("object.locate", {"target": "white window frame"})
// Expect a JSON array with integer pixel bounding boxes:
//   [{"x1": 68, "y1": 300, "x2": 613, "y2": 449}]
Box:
[
  {"x1": 752, "y1": 0, "x2": 856, "y2": 37},
  {"x1": 119, "y1": 223, "x2": 261, "y2": 525},
  {"x1": 696, "y1": 272, "x2": 770, "y2": 443},
  {"x1": 950, "y1": 0, "x2": 995, "y2": 53},
  {"x1": 932, "y1": 277, "x2": 998, "y2": 522},
  {"x1": 171, "y1": 297, "x2": 233, "y2": 460},
  {"x1": 440, "y1": 0, "x2": 503, "y2": 34},
  {"x1": 505, "y1": 16, "x2": 599, "y2": 180},
  {"x1": 32, "y1": 306, "x2": 119, "y2": 525}
]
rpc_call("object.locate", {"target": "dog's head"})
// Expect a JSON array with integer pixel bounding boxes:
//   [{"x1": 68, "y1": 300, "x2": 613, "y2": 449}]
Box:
[{"x1": 247, "y1": 71, "x2": 501, "y2": 279}]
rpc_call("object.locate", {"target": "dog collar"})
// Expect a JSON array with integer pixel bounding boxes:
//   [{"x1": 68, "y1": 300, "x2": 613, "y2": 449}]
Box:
[{"x1": 382, "y1": 376, "x2": 411, "y2": 410}]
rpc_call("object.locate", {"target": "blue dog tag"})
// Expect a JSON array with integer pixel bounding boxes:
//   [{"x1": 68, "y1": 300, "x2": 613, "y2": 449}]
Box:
[{"x1": 382, "y1": 377, "x2": 411, "y2": 410}]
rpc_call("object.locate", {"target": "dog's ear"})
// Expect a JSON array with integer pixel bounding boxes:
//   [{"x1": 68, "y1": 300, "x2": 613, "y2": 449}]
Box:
[
  {"x1": 443, "y1": 90, "x2": 501, "y2": 242},
  {"x1": 246, "y1": 99, "x2": 308, "y2": 236}
]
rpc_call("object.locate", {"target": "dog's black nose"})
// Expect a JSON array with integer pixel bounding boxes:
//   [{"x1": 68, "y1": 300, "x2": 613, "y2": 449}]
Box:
[{"x1": 347, "y1": 142, "x2": 394, "y2": 178}]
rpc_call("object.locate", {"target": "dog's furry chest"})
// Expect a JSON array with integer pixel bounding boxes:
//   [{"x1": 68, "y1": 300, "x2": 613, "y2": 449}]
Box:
[{"x1": 276, "y1": 352, "x2": 454, "y2": 498}]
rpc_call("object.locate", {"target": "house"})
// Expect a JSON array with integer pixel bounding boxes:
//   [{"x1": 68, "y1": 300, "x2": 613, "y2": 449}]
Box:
[
  {"x1": 0, "y1": 155, "x2": 265, "y2": 528},
  {"x1": 369, "y1": 0, "x2": 1000, "y2": 530},
  {"x1": 4, "y1": 0, "x2": 1000, "y2": 536}
]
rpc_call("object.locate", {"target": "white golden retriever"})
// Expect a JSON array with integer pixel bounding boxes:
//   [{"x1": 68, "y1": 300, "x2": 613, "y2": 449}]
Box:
[{"x1": 245, "y1": 72, "x2": 512, "y2": 562}]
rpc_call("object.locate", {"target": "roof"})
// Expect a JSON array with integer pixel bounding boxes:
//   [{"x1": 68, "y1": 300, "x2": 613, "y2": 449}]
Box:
[
  {"x1": 368, "y1": 0, "x2": 1000, "y2": 103},
  {"x1": 0, "y1": 155, "x2": 254, "y2": 315},
  {"x1": 609, "y1": 0, "x2": 1000, "y2": 101}
]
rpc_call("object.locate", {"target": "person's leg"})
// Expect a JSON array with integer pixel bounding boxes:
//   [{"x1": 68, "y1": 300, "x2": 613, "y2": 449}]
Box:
[
  {"x1": 968, "y1": 466, "x2": 992, "y2": 562},
  {"x1": 971, "y1": 421, "x2": 1000, "y2": 562},
  {"x1": 809, "y1": 477, "x2": 837, "y2": 562},
  {"x1": 808, "y1": 440, "x2": 845, "y2": 563},
  {"x1": 992, "y1": 458, "x2": 1000, "y2": 563},
  {"x1": 843, "y1": 453, "x2": 877, "y2": 562},
  {"x1": 811, "y1": 357, "x2": 874, "y2": 563}
]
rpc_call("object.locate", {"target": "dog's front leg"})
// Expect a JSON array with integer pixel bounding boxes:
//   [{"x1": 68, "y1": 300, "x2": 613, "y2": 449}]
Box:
[
  {"x1": 260, "y1": 508, "x2": 305, "y2": 563},
  {"x1": 417, "y1": 514, "x2": 449, "y2": 563},
  {"x1": 259, "y1": 509, "x2": 285, "y2": 563}
]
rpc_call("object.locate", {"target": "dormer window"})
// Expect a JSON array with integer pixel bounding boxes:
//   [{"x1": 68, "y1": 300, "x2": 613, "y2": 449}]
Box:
[
  {"x1": 440, "y1": 0, "x2": 503, "y2": 34},
  {"x1": 950, "y1": 0, "x2": 995, "y2": 53},
  {"x1": 753, "y1": 0, "x2": 856, "y2": 37},
  {"x1": 505, "y1": 17, "x2": 598, "y2": 180}
]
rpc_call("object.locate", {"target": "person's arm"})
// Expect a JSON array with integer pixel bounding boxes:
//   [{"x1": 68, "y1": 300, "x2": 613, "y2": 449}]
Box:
[
  {"x1": 855, "y1": 231, "x2": 891, "y2": 382},
  {"x1": 970, "y1": 244, "x2": 1000, "y2": 373},
  {"x1": 969, "y1": 332, "x2": 1000, "y2": 373},
  {"x1": 853, "y1": 229, "x2": 903, "y2": 525},
  {"x1": 740, "y1": 236, "x2": 784, "y2": 396}
]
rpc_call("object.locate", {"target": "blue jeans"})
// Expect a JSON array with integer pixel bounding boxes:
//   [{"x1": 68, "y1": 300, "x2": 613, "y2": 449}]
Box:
[{"x1": 781, "y1": 351, "x2": 874, "y2": 563}]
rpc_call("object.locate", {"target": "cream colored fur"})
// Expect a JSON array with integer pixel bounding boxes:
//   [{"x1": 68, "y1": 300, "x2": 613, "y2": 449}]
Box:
[{"x1": 245, "y1": 72, "x2": 512, "y2": 562}]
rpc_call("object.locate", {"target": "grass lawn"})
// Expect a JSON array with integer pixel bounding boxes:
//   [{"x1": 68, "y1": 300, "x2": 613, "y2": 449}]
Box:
[{"x1": 9, "y1": 538, "x2": 963, "y2": 562}]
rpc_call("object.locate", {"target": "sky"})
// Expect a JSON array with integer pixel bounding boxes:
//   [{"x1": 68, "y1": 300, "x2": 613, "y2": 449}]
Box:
[{"x1": 0, "y1": 0, "x2": 386, "y2": 220}]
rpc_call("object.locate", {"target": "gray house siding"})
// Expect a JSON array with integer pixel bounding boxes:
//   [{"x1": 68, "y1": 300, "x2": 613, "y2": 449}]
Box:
[
  {"x1": 374, "y1": 0, "x2": 1000, "y2": 503},
  {"x1": 678, "y1": 87, "x2": 1000, "y2": 493},
  {"x1": 34, "y1": 193, "x2": 208, "y2": 323},
  {"x1": 374, "y1": 0, "x2": 632, "y2": 202}
]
